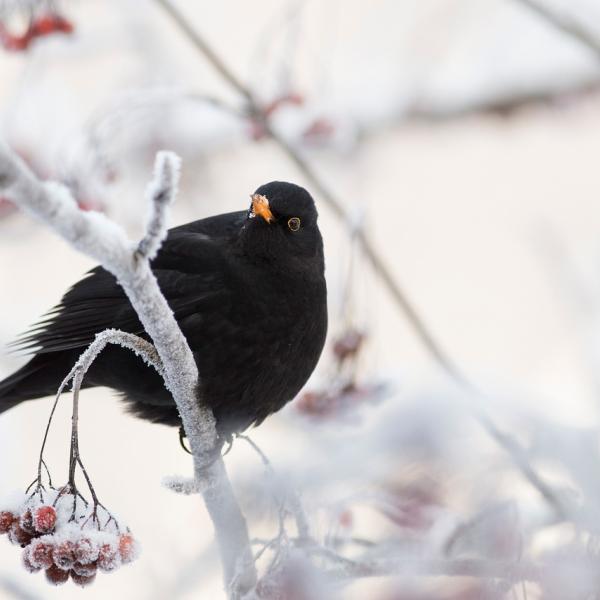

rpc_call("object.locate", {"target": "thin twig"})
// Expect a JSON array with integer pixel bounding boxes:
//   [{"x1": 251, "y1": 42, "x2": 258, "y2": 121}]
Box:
[
  {"x1": 237, "y1": 434, "x2": 310, "y2": 540},
  {"x1": 511, "y1": 0, "x2": 600, "y2": 58},
  {"x1": 152, "y1": 0, "x2": 569, "y2": 523}
]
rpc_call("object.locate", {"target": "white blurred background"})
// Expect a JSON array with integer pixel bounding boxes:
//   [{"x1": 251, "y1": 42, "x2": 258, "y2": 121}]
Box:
[{"x1": 2, "y1": 1, "x2": 600, "y2": 598}]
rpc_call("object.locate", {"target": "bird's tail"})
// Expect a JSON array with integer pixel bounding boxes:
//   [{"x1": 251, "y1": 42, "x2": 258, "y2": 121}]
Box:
[{"x1": 0, "y1": 354, "x2": 72, "y2": 415}]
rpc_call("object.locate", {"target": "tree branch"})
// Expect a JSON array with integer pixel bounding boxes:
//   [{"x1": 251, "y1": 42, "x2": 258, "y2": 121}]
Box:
[{"x1": 0, "y1": 143, "x2": 256, "y2": 597}]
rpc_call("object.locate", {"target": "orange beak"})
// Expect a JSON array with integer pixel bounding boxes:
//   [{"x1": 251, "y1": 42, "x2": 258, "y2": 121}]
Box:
[{"x1": 250, "y1": 194, "x2": 274, "y2": 223}]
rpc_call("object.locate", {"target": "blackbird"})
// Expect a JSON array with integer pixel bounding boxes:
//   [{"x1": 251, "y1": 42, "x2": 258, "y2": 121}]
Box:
[{"x1": 0, "y1": 182, "x2": 328, "y2": 441}]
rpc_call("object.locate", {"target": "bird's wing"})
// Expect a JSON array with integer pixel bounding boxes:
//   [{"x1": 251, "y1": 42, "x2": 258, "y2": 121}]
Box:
[{"x1": 11, "y1": 228, "x2": 232, "y2": 354}]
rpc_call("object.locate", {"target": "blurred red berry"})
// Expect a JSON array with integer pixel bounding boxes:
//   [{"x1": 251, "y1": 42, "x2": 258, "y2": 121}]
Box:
[
  {"x1": 31, "y1": 15, "x2": 56, "y2": 35},
  {"x1": 303, "y1": 118, "x2": 336, "y2": 142},
  {"x1": 338, "y1": 509, "x2": 353, "y2": 529},
  {"x1": 0, "y1": 511, "x2": 16, "y2": 534},
  {"x1": 332, "y1": 330, "x2": 365, "y2": 362},
  {"x1": 45, "y1": 564, "x2": 69, "y2": 585},
  {"x1": 53, "y1": 540, "x2": 76, "y2": 570},
  {"x1": 31, "y1": 14, "x2": 74, "y2": 36},
  {"x1": 119, "y1": 533, "x2": 136, "y2": 564},
  {"x1": 33, "y1": 506, "x2": 56, "y2": 534}
]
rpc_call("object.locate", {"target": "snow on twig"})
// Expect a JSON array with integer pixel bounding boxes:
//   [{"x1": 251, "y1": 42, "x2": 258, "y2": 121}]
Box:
[
  {"x1": 161, "y1": 476, "x2": 203, "y2": 495},
  {"x1": 0, "y1": 141, "x2": 256, "y2": 597},
  {"x1": 137, "y1": 151, "x2": 180, "y2": 261}
]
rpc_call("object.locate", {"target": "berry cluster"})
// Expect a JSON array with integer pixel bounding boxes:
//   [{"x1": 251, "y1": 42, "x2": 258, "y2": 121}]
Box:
[{"x1": 0, "y1": 491, "x2": 139, "y2": 587}]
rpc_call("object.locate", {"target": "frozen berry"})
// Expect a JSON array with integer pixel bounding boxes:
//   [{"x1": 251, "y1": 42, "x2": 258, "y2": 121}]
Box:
[
  {"x1": 71, "y1": 569, "x2": 96, "y2": 587},
  {"x1": 45, "y1": 564, "x2": 69, "y2": 585},
  {"x1": 33, "y1": 506, "x2": 56, "y2": 534},
  {"x1": 72, "y1": 560, "x2": 97, "y2": 577},
  {"x1": 22, "y1": 550, "x2": 42, "y2": 573},
  {"x1": 28, "y1": 539, "x2": 54, "y2": 569},
  {"x1": 9, "y1": 522, "x2": 33, "y2": 547},
  {"x1": 19, "y1": 509, "x2": 35, "y2": 534},
  {"x1": 74, "y1": 537, "x2": 98, "y2": 564},
  {"x1": 97, "y1": 541, "x2": 121, "y2": 572},
  {"x1": 119, "y1": 533, "x2": 137, "y2": 564},
  {"x1": 0, "y1": 511, "x2": 15, "y2": 534},
  {"x1": 53, "y1": 540, "x2": 76, "y2": 570}
]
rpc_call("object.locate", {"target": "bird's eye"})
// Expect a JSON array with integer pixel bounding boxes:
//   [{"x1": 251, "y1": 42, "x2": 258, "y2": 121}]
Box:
[{"x1": 287, "y1": 217, "x2": 301, "y2": 232}]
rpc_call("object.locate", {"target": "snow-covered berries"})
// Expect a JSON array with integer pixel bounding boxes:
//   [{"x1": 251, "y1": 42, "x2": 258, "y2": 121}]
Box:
[{"x1": 0, "y1": 490, "x2": 139, "y2": 586}]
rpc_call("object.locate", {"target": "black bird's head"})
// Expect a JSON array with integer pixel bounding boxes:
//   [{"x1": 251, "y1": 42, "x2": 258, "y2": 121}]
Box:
[{"x1": 240, "y1": 181, "x2": 323, "y2": 270}]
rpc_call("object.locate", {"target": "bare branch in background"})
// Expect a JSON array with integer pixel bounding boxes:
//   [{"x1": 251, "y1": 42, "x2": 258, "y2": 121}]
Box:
[
  {"x1": 0, "y1": 144, "x2": 256, "y2": 597},
  {"x1": 153, "y1": 0, "x2": 569, "y2": 524},
  {"x1": 511, "y1": 0, "x2": 600, "y2": 58}
]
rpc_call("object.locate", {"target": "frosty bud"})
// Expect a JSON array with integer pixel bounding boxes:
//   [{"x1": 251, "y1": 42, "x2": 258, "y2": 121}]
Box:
[
  {"x1": 45, "y1": 564, "x2": 70, "y2": 585},
  {"x1": 28, "y1": 539, "x2": 55, "y2": 569},
  {"x1": 53, "y1": 540, "x2": 76, "y2": 570},
  {"x1": 74, "y1": 537, "x2": 99, "y2": 564},
  {"x1": 8, "y1": 522, "x2": 33, "y2": 547},
  {"x1": 0, "y1": 511, "x2": 16, "y2": 534},
  {"x1": 19, "y1": 509, "x2": 35, "y2": 534},
  {"x1": 71, "y1": 569, "x2": 96, "y2": 587},
  {"x1": 33, "y1": 506, "x2": 57, "y2": 534}
]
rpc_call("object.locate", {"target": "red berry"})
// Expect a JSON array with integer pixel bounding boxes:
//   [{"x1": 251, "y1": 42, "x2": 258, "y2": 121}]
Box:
[
  {"x1": 45, "y1": 564, "x2": 69, "y2": 585},
  {"x1": 72, "y1": 560, "x2": 97, "y2": 577},
  {"x1": 31, "y1": 15, "x2": 57, "y2": 35},
  {"x1": 53, "y1": 540, "x2": 76, "y2": 570},
  {"x1": 338, "y1": 509, "x2": 353, "y2": 528},
  {"x1": 22, "y1": 550, "x2": 42, "y2": 573},
  {"x1": 118, "y1": 533, "x2": 137, "y2": 564},
  {"x1": 71, "y1": 569, "x2": 96, "y2": 587},
  {"x1": 28, "y1": 539, "x2": 55, "y2": 569},
  {"x1": 19, "y1": 509, "x2": 35, "y2": 534},
  {"x1": 97, "y1": 541, "x2": 120, "y2": 572},
  {"x1": 33, "y1": 506, "x2": 56, "y2": 534},
  {"x1": 74, "y1": 537, "x2": 98, "y2": 564},
  {"x1": 0, "y1": 511, "x2": 15, "y2": 534},
  {"x1": 9, "y1": 522, "x2": 33, "y2": 547}
]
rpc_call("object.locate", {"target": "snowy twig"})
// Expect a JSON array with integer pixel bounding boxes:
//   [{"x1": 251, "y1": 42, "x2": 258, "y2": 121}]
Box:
[
  {"x1": 237, "y1": 434, "x2": 310, "y2": 540},
  {"x1": 152, "y1": 0, "x2": 569, "y2": 525},
  {"x1": 0, "y1": 142, "x2": 256, "y2": 597},
  {"x1": 322, "y1": 555, "x2": 543, "y2": 583},
  {"x1": 137, "y1": 153, "x2": 177, "y2": 260}
]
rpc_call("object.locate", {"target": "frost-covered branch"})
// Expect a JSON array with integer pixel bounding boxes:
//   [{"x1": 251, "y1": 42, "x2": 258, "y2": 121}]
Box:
[{"x1": 0, "y1": 142, "x2": 256, "y2": 597}]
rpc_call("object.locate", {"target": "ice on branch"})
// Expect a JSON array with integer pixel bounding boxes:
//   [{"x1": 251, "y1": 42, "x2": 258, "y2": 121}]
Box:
[{"x1": 162, "y1": 476, "x2": 203, "y2": 496}]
